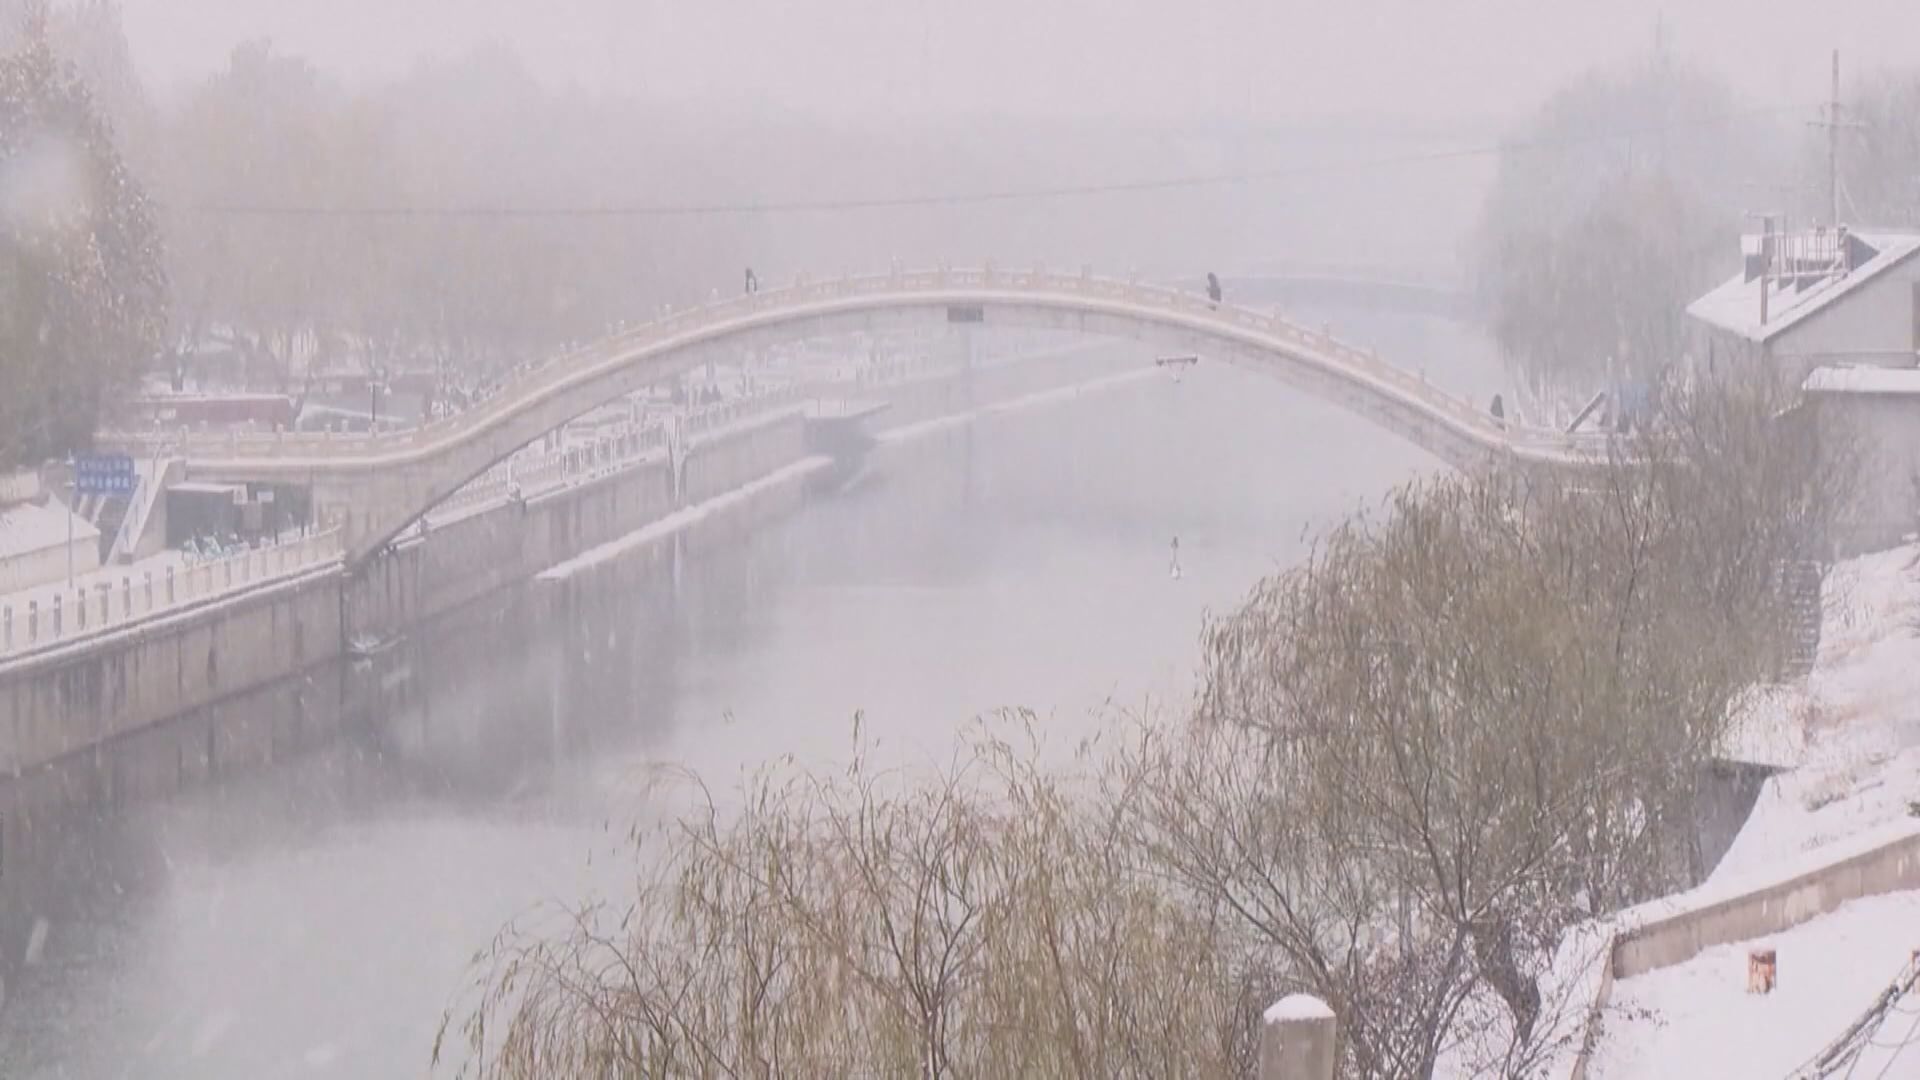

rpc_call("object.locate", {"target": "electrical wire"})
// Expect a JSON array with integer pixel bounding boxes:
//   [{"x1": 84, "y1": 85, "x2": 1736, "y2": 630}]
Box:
[
  {"x1": 1867, "y1": 1007, "x2": 1920, "y2": 1079},
  {"x1": 171, "y1": 102, "x2": 1815, "y2": 222},
  {"x1": 1790, "y1": 957, "x2": 1920, "y2": 1080}
]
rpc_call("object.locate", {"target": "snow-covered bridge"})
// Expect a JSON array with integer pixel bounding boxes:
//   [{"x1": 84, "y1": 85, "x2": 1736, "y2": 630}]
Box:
[
  {"x1": 1208, "y1": 260, "x2": 1471, "y2": 318},
  {"x1": 149, "y1": 268, "x2": 1606, "y2": 565}
]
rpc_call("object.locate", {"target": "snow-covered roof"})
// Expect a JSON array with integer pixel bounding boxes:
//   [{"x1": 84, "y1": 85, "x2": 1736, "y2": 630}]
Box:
[
  {"x1": 1801, "y1": 364, "x2": 1920, "y2": 395},
  {"x1": 0, "y1": 498, "x2": 101, "y2": 559},
  {"x1": 1686, "y1": 230, "x2": 1920, "y2": 345}
]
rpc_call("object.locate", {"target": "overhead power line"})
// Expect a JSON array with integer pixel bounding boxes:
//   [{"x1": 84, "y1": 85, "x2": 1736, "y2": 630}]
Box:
[
  {"x1": 174, "y1": 102, "x2": 1813, "y2": 222},
  {"x1": 1784, "y1": 955, "x2": 1920, "y2": 1079}
]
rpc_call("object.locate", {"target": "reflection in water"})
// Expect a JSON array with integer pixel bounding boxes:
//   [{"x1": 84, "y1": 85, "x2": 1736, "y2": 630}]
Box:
[{"x1": 0, "y1": 333, "x2": 1476, "y2": 1078}]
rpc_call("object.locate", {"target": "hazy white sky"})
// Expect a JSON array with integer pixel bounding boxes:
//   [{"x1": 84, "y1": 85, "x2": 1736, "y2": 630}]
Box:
[{"x1": 117, "y1": 0, "x2": 1920, "y2": 126}]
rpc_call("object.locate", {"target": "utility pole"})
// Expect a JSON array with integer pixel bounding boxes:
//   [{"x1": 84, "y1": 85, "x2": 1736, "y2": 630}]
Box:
[
  {"x1": 1828, "y1": 50, "x2": 1841, "y2": 227},
  {"x1": 1809, "y1": 50, "x2": 1865, "y2": 226}
]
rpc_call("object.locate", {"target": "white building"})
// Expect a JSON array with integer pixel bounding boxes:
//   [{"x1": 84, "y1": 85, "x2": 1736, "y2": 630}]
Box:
[
  {"x1": 1687, "y1": 227, "x2": 1920, "y2": 551},
  {"x1": 1687, "y1": 227, "x2": 1920, "y2": 386}
]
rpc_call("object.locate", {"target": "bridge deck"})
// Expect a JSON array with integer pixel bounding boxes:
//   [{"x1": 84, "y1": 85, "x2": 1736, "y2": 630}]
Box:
[{"x1": 108, "y1": 269, "x2": 1612, "y2": 563}]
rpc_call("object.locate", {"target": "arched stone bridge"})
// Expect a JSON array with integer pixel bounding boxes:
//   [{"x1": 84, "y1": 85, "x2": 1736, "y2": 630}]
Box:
[{"x1": 163, "y1": 268, "x2": 1607, "y2": 565}]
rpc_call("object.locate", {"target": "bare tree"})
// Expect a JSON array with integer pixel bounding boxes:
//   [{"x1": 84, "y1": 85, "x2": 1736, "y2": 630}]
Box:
[
  {"x1": 1469, "y1": 55, "x2": 1777, "y2": 395},
  {"x1": 437, "y1": 373, "x2": 1850, "y2": 1080},
  {"x1": 1177, "y1": 367, "x2": 1849, "y2": 1076},
  {"x1": 0, "y1": 15, "x2": 165, "y2": 467},
  {"x1": 435, "y1": 721, "x2": 1249, "y2": 1080}
]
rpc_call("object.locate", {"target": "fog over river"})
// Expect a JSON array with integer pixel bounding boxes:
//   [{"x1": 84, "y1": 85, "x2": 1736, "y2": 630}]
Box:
[{"x1": 0, "y1": 313, "x2": 1493, "y2": 1078}]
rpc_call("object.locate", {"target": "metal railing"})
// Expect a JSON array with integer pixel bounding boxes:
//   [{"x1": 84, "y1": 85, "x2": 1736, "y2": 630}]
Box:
[
  {"x1": 429, "y1": 422, "x2": 669, "y2": 519},
  {"x1": 0, "y1": 529, "x2": 344, "y2": 660},
  {"x1": 424, "y1": 382, "x2": 819, "y2": 522},
  {"x1": 681, "y1": 382, "x2": 813, "y2": 441},
  {"x1": 102, "y1": 268, "x2": 1606, "y2": 468}
]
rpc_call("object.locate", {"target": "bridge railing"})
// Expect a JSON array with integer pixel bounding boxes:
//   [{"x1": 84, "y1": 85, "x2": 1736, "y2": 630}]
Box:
[
  {"x1": 124, "y1": 267, "x2": 1609, "y2": 466},
  {"x1": 424, "y1": 381, "x2": 822, "y2": 522},
  {"x1": 681, "y1": 382, "x2": 815, "y2": 441},
  {"x1": 427, "y1": 420, "x2": 670, "y2": 520},
  {"x1": 521, "y1": 267, "x2": 1607, "y2": 462},
  {"x1": 0, "y1": 529, "x2": 344, "y2": 661}
]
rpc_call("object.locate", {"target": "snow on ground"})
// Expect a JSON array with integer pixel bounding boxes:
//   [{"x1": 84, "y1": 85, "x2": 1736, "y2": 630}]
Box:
[
  {"x1": 1569, "y1": 543, "x2": 1920, "y2": 1078},
  {"x1": 1713, "y1": 543, "x2": 1920, "y2": 883},
  {"x1": 0, "y1": 496, "x2": 99, "y2": 558},
  {"x1": 1591, "y1": 891, "x2": 1920, "y2": 1079}
]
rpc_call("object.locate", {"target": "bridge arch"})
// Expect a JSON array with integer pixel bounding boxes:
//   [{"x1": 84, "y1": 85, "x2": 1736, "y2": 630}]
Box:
[{"x1": 175, "y1": 269, "x2": 1596, "y2": 565}]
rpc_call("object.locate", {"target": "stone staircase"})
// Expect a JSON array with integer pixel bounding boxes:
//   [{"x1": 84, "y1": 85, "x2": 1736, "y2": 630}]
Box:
[
  {"x1": 1781, "y1": 559, "x2": 1824, "y2": 678},
  {"x1": 92, "y1": 491, "x2": 132, "y2": 563}
]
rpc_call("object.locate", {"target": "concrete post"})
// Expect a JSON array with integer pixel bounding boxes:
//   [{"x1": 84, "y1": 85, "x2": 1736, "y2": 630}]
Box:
[{"x1": 1259, "y1": 995, "x2": 1338, "y2": 1080}]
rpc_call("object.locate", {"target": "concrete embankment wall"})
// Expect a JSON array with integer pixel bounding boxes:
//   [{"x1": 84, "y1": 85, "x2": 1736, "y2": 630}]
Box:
[
  {"x1": 0, "y1": 566, "x2": 345, "y2": 898},
  {"x1": 682, "y1": 412, "x2": 808, "y2": 503},
  {"x1": 348, "y1": 453, "x2": 675, "y2": 635},
  {"x1": 1557, "y1": 822, "x2": 1920, "y2": 1080},
  {"x1": 872, "y1": 343, "x2": 1126, "y2": 434},
  {"x1": 1611, "y1": 824, "x2": 1920, "y2": 980},
  {"x1": 0, "y1": 352, "x2": 1105, "y2": 882},
  {"x1": 0, "y1": 568, "x2": 343, "y2": 780},
  {"x1": 539, "y1": 454, "x2": 826, "y2": 602},
  {"x1": 344, "y1": 413, "x2": 808, "y2": 637},
  {"x1": 0, "y1": 415, "x2": 804, "y2": 831}
]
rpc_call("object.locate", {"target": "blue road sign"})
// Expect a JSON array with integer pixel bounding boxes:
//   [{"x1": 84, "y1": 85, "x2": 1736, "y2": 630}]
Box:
[{"x1": 74, "y1": 454, "x2": 137, "y2": 496}]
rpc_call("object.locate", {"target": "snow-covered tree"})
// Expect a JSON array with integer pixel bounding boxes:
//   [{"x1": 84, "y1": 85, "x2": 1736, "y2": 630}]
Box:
[
  {"x1": 161, "y1": 41, "x2": 344, "y2": 391},
  {"x1": 1180, "y1": 366, "x2": 1845, "y2": 1077},
  {"x1": 0, "y1": 17, "x2": 165, "y2": 468},
  {"x1": 1470, "y1": 57, "x2": 1776, "y2": 394}
]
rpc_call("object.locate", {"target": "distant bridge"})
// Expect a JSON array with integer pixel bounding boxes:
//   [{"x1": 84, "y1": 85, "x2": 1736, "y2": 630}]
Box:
[
  {"x1": 144, "y1": 268, "x2": 1600, "y2": 566},
  {"x1": 1207, "y1": 260, "x2": 1471, "y2": 318}
]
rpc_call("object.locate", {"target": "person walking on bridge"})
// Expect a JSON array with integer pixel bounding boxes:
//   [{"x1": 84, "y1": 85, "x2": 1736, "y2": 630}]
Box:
[
  {"x1": 1206, "y1": 272, "x2": 1222, "y2": 307},
  {"x1": 745, "y1": 267, "x2": 759, "y2": 294}
]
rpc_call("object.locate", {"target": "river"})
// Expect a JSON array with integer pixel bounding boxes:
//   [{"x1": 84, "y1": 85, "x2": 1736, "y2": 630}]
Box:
[{"x1": 0, "y1": 313, "x2": 1495, "y2": 1078}]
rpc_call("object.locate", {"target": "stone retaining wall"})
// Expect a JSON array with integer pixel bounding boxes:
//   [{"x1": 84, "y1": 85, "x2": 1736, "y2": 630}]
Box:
[{"x1": 1560, "y1": 822, "x2": 1920, "y2": 1079}]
